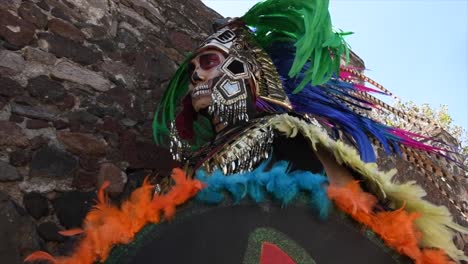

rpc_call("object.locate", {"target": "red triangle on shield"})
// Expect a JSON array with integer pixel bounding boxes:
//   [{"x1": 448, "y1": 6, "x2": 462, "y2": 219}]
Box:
[{"x1": 260, "y1": 242, "x2": 296, "y2": 264}]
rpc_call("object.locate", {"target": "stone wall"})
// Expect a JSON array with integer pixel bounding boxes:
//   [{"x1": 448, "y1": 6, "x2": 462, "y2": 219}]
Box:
[{"x1": 0, "y1": 0, "x2": 220, "y2": 262}]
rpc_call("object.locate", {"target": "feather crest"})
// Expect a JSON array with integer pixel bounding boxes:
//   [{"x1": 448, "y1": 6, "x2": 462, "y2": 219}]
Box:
[{"x1": 242, "y1": 0, "x2": 350, "y2": 89}]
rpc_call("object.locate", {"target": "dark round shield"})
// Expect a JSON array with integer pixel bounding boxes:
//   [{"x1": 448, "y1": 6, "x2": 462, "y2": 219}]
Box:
[{"x1": 105, "y1": 198, "x2": 409, "y2": 264}]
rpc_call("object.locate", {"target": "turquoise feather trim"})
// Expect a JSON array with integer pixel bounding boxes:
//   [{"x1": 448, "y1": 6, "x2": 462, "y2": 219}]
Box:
[{"x1": 195, "y1": 160, "x2": 331, "y2": 218}]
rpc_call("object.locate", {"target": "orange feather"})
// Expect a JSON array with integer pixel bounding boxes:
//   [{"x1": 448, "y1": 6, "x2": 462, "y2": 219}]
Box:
[
  {"x1": 24, "y1": 251, "x2": 56, "y2": 264},
  {"x1": 327, "y1": 181, "x2": 454, "y2": 264},
  {"x1": 24, "y1": 168, "x2": 203, "y2": 264},
  {"x1": 58, "y1": 228, "x2": 84, "y2": 236},
  {"x1": 327, "y1": 181, "x2": 376, "y2": 224},
  {"x1": 371, "y1": 207, "x2": 422, "y2": 260},
  {"x1": 420, "y1": 249, "x2": 455, "y2": 264}
]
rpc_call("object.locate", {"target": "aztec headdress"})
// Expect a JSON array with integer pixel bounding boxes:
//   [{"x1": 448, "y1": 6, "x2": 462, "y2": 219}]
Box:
[
  {"x1": 26, "y1": 0, "x2": 467, "y2": 263},
  {"x1": 153, "y1": 0, "x2": 465, "y2": 167},
  {"x1": 153, "y1": 0, "x2": 466, "y2": 259}
]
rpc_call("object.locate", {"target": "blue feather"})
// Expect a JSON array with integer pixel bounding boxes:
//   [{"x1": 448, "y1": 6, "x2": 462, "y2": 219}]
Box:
[
  {"x1": 195, "y1": 160, "x2": 331, "y2": 218},
  {"x1": 263, "y1": 161, "x2": 299, "y2": 205},
  {"x1": 195, "y1": 170, "x2": 226, "y2": 204},
  {"x1": 292, "y1": 170, "x2": 330, "y2": 218},
  {"x1": 265, "y1": 41, "x2": 410, "y2": 162}
]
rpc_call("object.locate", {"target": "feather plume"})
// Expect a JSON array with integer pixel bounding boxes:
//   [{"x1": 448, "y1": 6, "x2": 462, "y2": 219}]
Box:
[
  {"x1": 25, "y1": 169, "x2": 203, "y2": 264},
  {"x1": 242, "y1": 0, "x2": 350, "y2": 89},
  {"x1": 266, "y1": 42, "x2": 459, "y2": 165},
  {"x1": 270, "y1": 114, "x2": 468, "y2": 262},
  {"x1": 328, "y1": 181, "x2": 455, "y2": 264}
]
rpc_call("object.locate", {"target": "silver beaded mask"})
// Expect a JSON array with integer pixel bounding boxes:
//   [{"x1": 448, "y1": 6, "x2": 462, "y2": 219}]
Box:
[{"x1": 189, "y1": 26, "x2": 255, "y2": 125}]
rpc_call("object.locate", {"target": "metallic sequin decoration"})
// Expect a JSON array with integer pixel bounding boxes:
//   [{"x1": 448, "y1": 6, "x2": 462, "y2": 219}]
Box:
[
  {"x1": 201, "y1": 117, "x2": 274, "y2": 175},
  {"x1": 169, "y1": 121, "x2": 191, "y2": 162}
]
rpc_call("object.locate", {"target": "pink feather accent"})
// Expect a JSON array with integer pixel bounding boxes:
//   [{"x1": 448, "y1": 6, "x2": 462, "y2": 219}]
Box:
[
  {"x1": 339, "y1": 71, "x2": 353, "y2": 79},
  {"x1": 390, "y1": 128, "x2": 443, "y2": 152},
  {"x1": 339, "y1": 71, "x2": 388, "y2": 95},
  {"x1": 353, "y1": 83, "x2": 387, "y2": 94}
]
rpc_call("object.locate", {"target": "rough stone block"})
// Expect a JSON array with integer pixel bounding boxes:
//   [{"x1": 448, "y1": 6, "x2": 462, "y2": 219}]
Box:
[
  {"x1": 72, "y1": 169, "x2": 97, "y2": 190},
  {"x1": 96, "y1": 162, "x2": 127, "y2": 196},
  {"x1": 38, "y1": 32, "x2": 101, "y2": 65},
  {"x1": 0, "y1": 77, "x2": 23, "y2": 97},
  {"x1": 0, "y1": 9, "x2": 36, "y2": 47},
  {"x1": 50, "y1": 61, "x2": 111, "y2": 92},
  {"x1": 0, "y1": 161, "x2": 22, "y2": 182},
  {"x1": 10, "y1": 103, "x2": 59, "y2": 121},
  {"x1": 26, "y1": 119, "x2": 50, "y2": 129},
  {"x1": 23, "y1": 192, "x2": 49, "y2": 219},
  {"x1": 23, "y1": 47, "x2": 57, "y2": 65},
  {"x1": 27, "y1": 75, "x2": 67, "y2": 103},
  {"x1": 30, "y1": 146, "x2": 78, "y2": 178},
  {"x1": 52, "y1": 190, "x2": 95, "y2": 228},
  {"x1": 18, "y1": 2, "x2": 47, "y2": 29},
  {"x1": 9, "y1": 149, "x2": 31, "y2": 167},
  {"x1": 48, "y1": 18, "x2": 85, "y2": 42},
  {"x1": 0, "y1": 192, "x2": 41, "y2": 263},
  {"x1": 37, "y1": 221, "x2": 66, "y2": 242},
  {"x1": 0, "y1": 121, "x2": 29, "y2": 147},
  {"x1": 57, "y1": 131, "x2": 108, "y2": 157},
  {"x1": 0, "y1": 49, "x2": 26, "y2": 74}
]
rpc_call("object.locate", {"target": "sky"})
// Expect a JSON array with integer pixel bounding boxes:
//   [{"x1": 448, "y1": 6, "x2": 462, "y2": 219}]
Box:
[{"x1": 201, "y1": 0, "x2": 468, "y2": 130}]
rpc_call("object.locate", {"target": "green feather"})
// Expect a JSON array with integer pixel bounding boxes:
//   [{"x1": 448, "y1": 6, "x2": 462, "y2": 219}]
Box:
[
  {"x1": 152, "y1": 55, "x2": 190, "y2": 146},
  {"x1": 242, "y1": 0, "x2": 350, "y2": 93}
]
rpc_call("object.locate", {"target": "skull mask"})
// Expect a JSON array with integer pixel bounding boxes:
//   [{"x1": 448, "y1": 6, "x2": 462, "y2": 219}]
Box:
[
  {"x1": 188, "y1": 25, "x2": 260, "y2": 128},
  {"x1": 167, "y1": 20, "x2": 292, "y2": 162},
  {"x1": 188, "y1": 50, "x2": 226, "y2": 113}
]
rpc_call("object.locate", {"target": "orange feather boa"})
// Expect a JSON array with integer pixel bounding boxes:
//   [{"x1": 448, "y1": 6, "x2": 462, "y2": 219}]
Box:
[
  {"x1": 327, "y1": 181, "x2": 454, "y2": 264},
  {"x1": 25, "y1": 168, "x2": 203, "y2": 264},
  {"x1": 26, "y1": 172, "x2": 455, "y2": 264}
]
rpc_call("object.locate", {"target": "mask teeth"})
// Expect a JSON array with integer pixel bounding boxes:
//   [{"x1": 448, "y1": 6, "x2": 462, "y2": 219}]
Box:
[{"x1": 192, "y1": 83, "x2": 210, "y2": 97}]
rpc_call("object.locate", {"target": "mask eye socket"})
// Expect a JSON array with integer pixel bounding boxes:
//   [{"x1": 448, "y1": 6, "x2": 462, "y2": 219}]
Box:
[
  {"x1": 199, "y1": 53, "x2": 221, "y2": 70},
  {"x1": 226, "y1": 59, "x2": 246, "y2": 75}
]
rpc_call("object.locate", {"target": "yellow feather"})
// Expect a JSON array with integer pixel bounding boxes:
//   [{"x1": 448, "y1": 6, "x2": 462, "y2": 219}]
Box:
[{"x1": 270, "y1": 114, "x2": 468, "y2": 262}]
